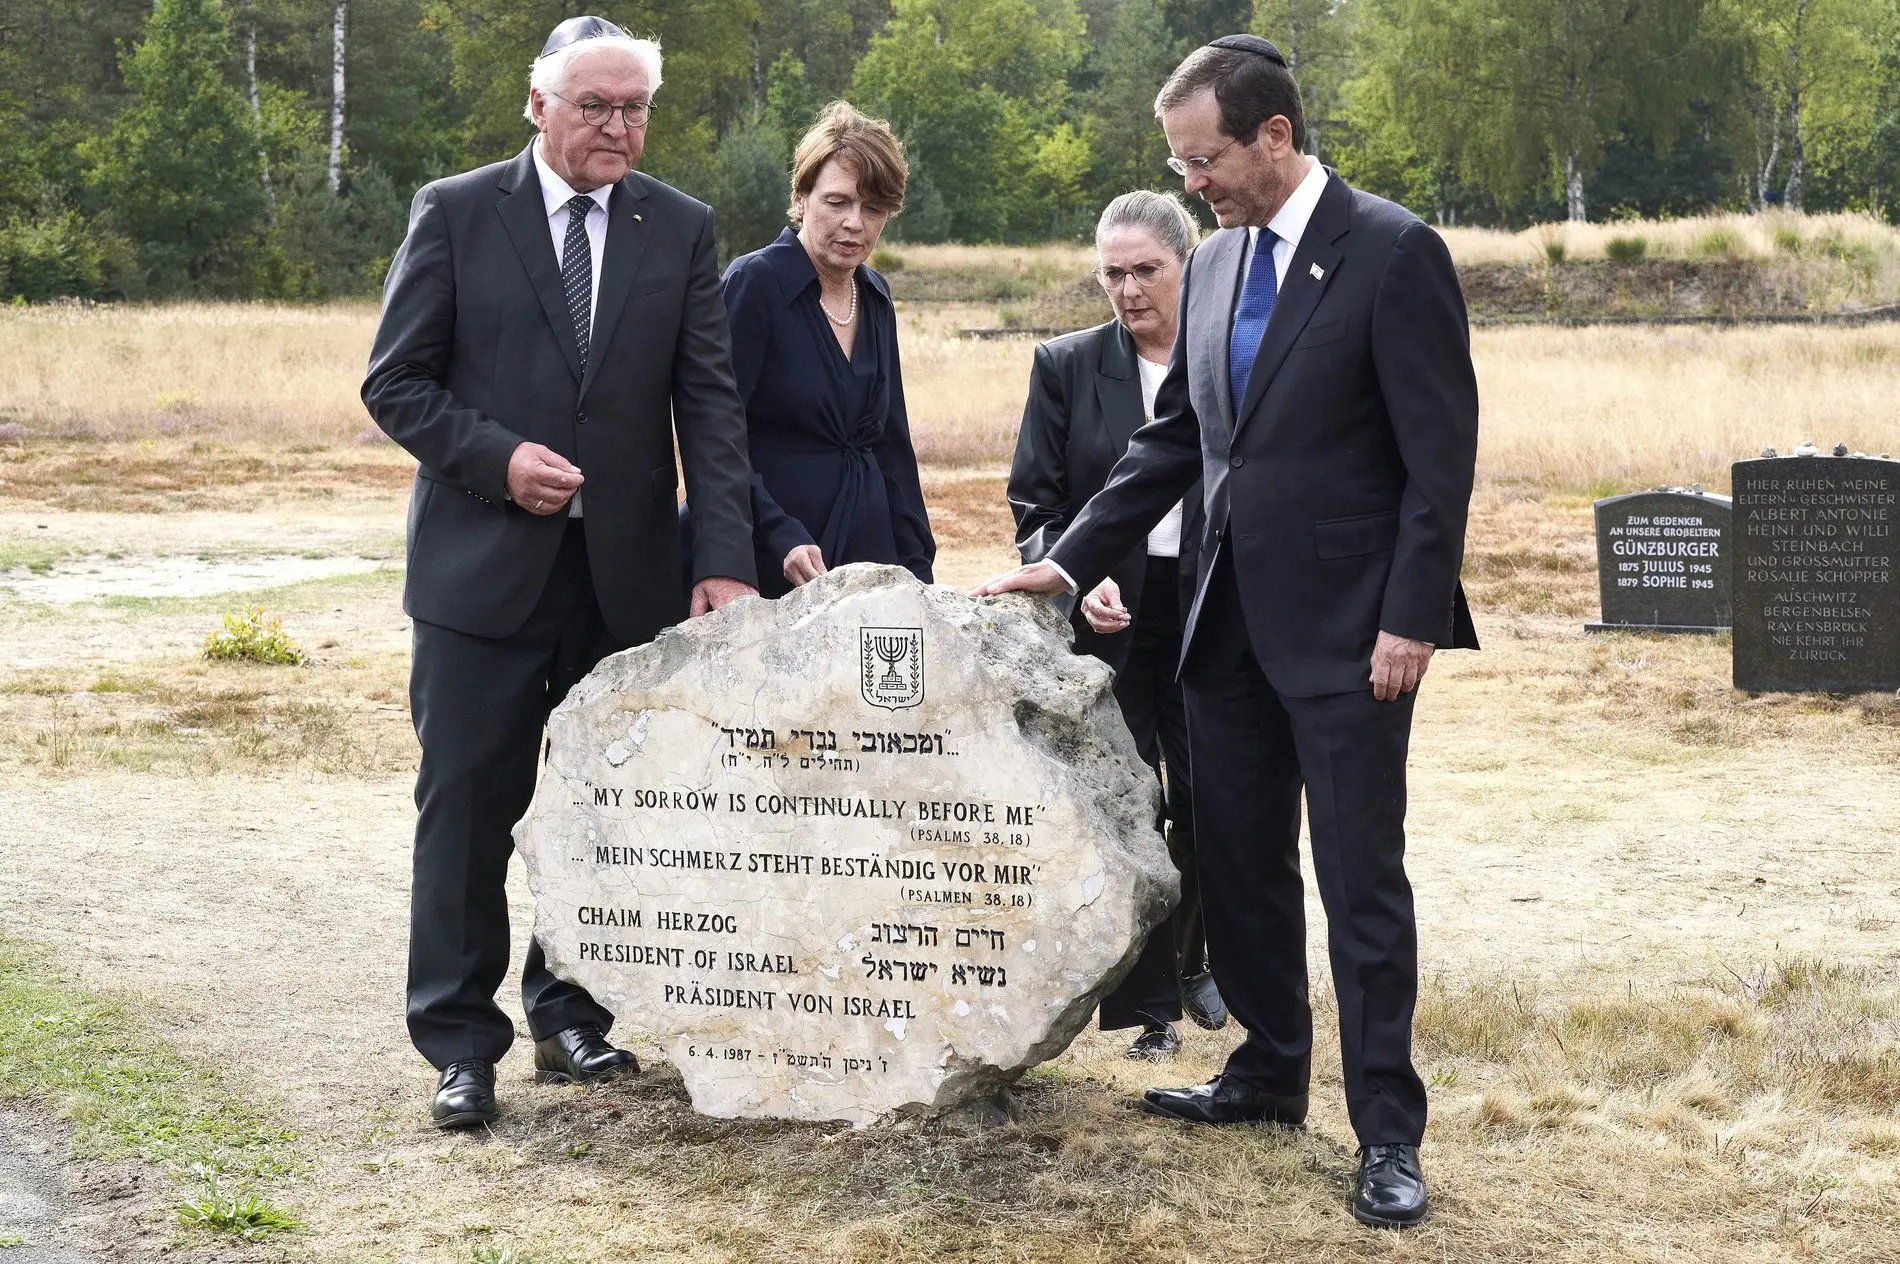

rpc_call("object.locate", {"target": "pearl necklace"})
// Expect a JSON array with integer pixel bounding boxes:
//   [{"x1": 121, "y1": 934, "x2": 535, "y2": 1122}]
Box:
[{"x1": 818, "y1": 277, "x2": 857, "y2": 327}]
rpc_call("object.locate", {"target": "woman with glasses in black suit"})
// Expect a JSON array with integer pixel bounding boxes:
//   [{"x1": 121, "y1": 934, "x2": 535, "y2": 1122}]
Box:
[{"x1": 1007, "y1": 190, "x2": 1226, "y2": 1060}]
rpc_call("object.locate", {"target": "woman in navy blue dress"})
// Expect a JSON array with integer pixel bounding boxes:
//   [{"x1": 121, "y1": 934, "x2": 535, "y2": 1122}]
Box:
[{"x1": 720, "y1": 102, "x2": 934, "y2": 598}]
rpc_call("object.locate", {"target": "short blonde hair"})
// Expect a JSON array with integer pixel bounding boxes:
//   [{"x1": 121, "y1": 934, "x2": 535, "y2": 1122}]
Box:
[{"x1": 788, "y1": 102, "x2": 908, "y2": 224}]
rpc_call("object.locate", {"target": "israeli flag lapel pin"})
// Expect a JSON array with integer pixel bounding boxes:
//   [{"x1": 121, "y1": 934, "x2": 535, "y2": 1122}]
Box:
[{"x1": 1309, "y1": 262, "x2": 1325, "y2": 281}]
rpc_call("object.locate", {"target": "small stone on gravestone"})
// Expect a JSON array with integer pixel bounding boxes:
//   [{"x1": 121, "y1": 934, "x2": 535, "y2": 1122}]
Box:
[
  {"x1": 1587, "y1": 488, "x2": 1733, "y2": 633},
  {"x1": 1732, "y1": 448, "x2": 1900, "y2": 693},
  {"x1": 515, "y1": 565, "x2": 1178, "y2": 1125}
]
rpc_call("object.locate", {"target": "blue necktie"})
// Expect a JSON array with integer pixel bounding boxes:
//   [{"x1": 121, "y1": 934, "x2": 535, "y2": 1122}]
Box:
[{"x1": 1228, "y1": 227, "x2": 1279, "y2": 414}]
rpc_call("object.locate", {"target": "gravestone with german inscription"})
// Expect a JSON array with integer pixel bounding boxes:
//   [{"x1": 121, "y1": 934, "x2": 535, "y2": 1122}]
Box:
[
  {"x1": 1588, "y1": 488, "x2": 1733, "y2": 633},
  {"x1": 1733, "y1": 448, "x2": 1899, "y2": 692},
  {"x1": 515, "y1": 564, "x2": 1177, "y2": 1125}
]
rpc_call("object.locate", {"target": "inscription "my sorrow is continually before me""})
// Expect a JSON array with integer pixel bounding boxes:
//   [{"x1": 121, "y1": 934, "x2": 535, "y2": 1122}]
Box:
[{"x1": 515, "y1": 565, "x2": 1177, "y2": 1125}]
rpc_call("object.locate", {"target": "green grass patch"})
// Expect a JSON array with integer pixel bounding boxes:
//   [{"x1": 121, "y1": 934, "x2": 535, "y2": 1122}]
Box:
[
  {"x1": 87, "y1": 564, "x2": 399, "y2": 616},
  {"x1": 177, "y1": 1180, "x2": 302, "y2": 1241},
  {"x1": 0, "y1": 937, "x2": 300, "y2": 1235},
  {"x1": 0, "y1": 540, "x2": 78, "y2": 574},
  {"x1": 1693, "y1": 226, "x2": 1747, "y2": 259},
  {"x1": 1605, "y1": 234, "x2": 1648, "y2": 262},
  {"x1": 204, "y1": 606, "x2": 309, "y2": 666}
]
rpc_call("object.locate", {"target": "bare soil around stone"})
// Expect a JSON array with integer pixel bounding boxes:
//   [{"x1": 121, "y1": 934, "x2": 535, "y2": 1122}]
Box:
[{"x1": 2, "y1": 447, "x2": 1898, "y2": 1260}]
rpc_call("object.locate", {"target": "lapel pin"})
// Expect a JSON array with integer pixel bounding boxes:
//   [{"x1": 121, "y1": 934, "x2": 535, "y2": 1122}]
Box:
[
  {"x1": 632, "y1": 213, "x2": 643, "y2": 222},
  {"x1": 1310, "y1": 263, "x2": 1325, "y2": 281}
]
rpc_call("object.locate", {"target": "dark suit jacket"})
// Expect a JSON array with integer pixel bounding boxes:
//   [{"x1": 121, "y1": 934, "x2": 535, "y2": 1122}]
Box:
[
  {"x1": 1007, "y1": 320, "x2": 1201, "y2": 669},
  {"x1": 1049, "y1": 170, "x2": 1480, "y2": 698},
  {"x1": 722, "y1": 228, "x2": 935, "y2": 597},
  {"x1": 362, "y1": 143, "x2": 756, "y2": 646}
]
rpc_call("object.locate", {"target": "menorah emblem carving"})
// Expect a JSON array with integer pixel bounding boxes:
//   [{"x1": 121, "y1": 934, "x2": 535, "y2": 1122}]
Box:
[
  {"x1": 859, "y1": 626, "x2": 924, "y2": 711},
  {"x1": 872, "y1": 635, "x2": 909, "y2": 689}
]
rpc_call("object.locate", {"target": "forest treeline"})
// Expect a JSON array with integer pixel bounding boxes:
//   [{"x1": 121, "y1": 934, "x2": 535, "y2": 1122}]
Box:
[{"x1": 3, "y1": 0, "x2": 1897, "y2": 301}]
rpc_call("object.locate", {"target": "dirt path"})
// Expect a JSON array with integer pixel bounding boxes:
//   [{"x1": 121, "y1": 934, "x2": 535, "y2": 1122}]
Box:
[
  {"x1": 3, "y1": 500, "x2": 1897, "y2": 1260},
  {"x1": 0, "y1": 1112, "x2": 105, "y2": 1263}
]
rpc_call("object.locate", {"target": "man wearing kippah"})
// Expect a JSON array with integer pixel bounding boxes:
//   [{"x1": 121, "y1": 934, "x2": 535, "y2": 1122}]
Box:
[
  {"x1": 981, "y1": 34, "x2": 1479, "y2": 1228},
  {"x1": 363, "y1": 16, "x2": 758, "y2": 1129}
]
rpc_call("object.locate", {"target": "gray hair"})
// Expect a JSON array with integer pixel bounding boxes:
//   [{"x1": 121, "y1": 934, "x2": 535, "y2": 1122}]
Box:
[
  {"x1": 523, "y1": 35, "x2": 664, "y2": 124},
  {"x1": 1095, "y1": 190, "x2": 1200, "y2": 263}
]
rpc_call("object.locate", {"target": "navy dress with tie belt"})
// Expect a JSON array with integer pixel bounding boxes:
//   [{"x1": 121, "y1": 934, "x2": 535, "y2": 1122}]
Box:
[{"x1": 720, "y1": 228, "x2": 935, "y2": 599}]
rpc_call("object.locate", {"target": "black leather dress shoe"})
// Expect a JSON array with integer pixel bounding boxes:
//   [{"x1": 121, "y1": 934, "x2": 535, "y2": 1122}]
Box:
[
  {"x1": 533, "y1": 1023, "x2": 639, "y2": 1085},
  {"x1": 431, "y1": 1060, "x2": 497, "y2": 1129},
  {"x1": 1353, "y1": 1143, "x2": 1430, "y2": 1228},
  {"x1": 1126, "y1": 1020, "x2": 1181, "y2": 1060},
  {"x1": 1138, "y1": 1075, "x2": 1307, "y2": 1127},
  {"x1": 1181, "y1": 971, "x2": 1230, "y2": 1031}
]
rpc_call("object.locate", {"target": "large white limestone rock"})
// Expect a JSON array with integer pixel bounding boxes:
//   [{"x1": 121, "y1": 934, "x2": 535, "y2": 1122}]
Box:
[{"x1": 516, "y1": 564, "x2": 1176, "y2": 1125}]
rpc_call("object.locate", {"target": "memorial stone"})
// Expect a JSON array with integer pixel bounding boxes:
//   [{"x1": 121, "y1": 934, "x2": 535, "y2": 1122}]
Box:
[
  {"x1": 1733, "y1": 449, "x2": 1900, "y2": 692},
  {"x1": 1588, "y1": 488, "x2": 1733, "y2": 633},
  {"x1": 515, "y1": 565, "x2": 1178, "y2": 1125}
]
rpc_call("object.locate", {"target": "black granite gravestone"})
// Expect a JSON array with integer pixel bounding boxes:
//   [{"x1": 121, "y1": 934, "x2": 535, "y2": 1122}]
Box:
[
  {"x1": 1733, "y1": 450, "x2": 1899, "y2": 693},
  {"x1": 1588, "y1": 489, "x2": 1732, "y2": 633}
]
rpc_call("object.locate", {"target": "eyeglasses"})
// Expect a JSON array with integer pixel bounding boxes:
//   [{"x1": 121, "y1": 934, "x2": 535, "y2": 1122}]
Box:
[
  {"x1": 547, "y1": 91, "x2": 654, "y2": 128},
  {"x1": 1095, "y1": 262, "x2": 1170, "y2": 289},
  {"x1": 1165, "y1": 135, "x2": 1241, "y2": 177}
]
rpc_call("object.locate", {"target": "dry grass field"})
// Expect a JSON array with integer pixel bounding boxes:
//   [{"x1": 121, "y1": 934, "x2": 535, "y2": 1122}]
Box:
[
  {"x1": 1440, "y1": 210, "x2": 1900, "y2": 270},
  {"x1": 4, "y1": 298, "x2": 1896, "y2": 483},
  {"x1": 2, "y1": 273, "x2": 1899, "y2": 1263}
]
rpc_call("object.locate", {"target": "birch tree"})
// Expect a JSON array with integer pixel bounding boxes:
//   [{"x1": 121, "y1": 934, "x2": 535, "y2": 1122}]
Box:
[
  {"x1": 328, "y1": 0, "x2": 345, "y2": 195},
  {"x1": 1730, "y1": 0, "x2": 1877, "y2": 211}
]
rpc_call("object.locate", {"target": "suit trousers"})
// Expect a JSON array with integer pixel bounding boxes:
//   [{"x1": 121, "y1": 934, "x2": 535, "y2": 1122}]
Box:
[
  {"x1": 1099, "y1": 554, "x2": 1204, "y2": 1030},
  {"x1": 406, "y1": 517, "x2": 623, "y2": 1069},
  {"x1": 1182, "y1": 549, "x2": 1428, "y2": 1145}
]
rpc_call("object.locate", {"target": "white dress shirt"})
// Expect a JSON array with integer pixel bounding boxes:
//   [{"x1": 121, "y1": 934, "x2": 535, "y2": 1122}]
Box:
[
  {"x1": 1138, "y1": 355, "x2": 1184, "y2": 558},
  {"x1": 531, "y1": 140, "x2": 611, "y2": 517},
  {"x1": 1050, "y1": 160, "x2": 1331, "y2": 593},
  {"x1": 1240, "y1": 157, "x2": 1329, "y2": 296},
  {"x1": 533, "y1": 139, "x2": 611, "y2": 329}
]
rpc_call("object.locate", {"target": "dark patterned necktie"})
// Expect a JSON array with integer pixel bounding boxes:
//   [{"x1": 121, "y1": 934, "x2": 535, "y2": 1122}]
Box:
[
  {"x1": 1228, "y1": 226, "x2": 1279, "y2": 413},
  {"x1": 560, "y1": 193, "x2": 595, "y2": 370}
]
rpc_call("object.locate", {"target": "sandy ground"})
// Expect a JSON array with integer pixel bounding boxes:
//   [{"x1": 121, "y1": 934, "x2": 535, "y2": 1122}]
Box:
[{"x1": 2, "y1": 486, "x2": 1898, "y2": 1261}]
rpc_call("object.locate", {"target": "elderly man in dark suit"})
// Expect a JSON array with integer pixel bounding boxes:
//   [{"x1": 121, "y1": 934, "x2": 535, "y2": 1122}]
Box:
[
  {"x1": 979, "y1": 35, "x2": 1479, "y2": 1228},
  {"x1": 363, "y1": 16, "x2": 757, "y2": 1129}
]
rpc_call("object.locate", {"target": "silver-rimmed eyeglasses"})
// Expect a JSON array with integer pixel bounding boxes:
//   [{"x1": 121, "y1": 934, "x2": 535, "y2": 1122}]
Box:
[
  {"x1": 1095, "y1": 262, "x2": 1170, "y2": 290},
  {"x1": 1165, "y1": 135, "x2": 1241, "y2": 177},
  {"x1": 547, "y1": 91, "x2": 654, "y2": 128}
]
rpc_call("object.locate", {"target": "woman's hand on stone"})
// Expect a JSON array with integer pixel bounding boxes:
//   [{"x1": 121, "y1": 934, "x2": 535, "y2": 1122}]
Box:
[{"x1": 784, "y1": 544, "x2": 828, "y2": 586}]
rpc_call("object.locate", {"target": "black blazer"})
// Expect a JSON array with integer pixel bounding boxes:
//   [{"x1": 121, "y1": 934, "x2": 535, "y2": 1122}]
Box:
[
  {"x1": 362, "y1": 143, "x2": 756, "y2": 645},
  {"x1": 1007, "y1": 320, "x2": 1201, "y2": 669},
  {"x1": 722, "y1": 228, "x2": 935, "y2": 597},
  {"x1": 1049, "y1": 169, "x2": 1480, "y2": 698}
]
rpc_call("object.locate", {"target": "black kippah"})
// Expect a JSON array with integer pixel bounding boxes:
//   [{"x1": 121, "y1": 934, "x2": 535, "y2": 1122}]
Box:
[
  {"x1": 1207, "y1": 33, "x2": 1288, "y2": 66},
  {"x1": 540, "y1": 15, "x2": 630, "y2": 59}
]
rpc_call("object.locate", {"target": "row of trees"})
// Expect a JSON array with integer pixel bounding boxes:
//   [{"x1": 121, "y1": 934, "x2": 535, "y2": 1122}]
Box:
[{"x1": 3, "y1": 0, "x2": 1897, "y2": 300}]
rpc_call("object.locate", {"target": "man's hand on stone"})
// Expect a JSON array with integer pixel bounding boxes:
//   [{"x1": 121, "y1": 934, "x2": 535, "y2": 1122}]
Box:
[
  {"x1": 691, "y1": 576, "x2": 758, "y2": 618},
  {"x1": 1370, "y1": 631, "x2": 1434, "y2": 702},
  {"x1": 973, "y1": 561, "x2": 1070, "y2": 598},
  {"x1": 507, "y1": 442, "x2": 583, "y2": 514},
  {"x1": 1080, "y1": 578, "x2": 1131, "y2": 634},
  {"x1": 783, "y1": 544, "x2": 828, "y2": 587}
]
